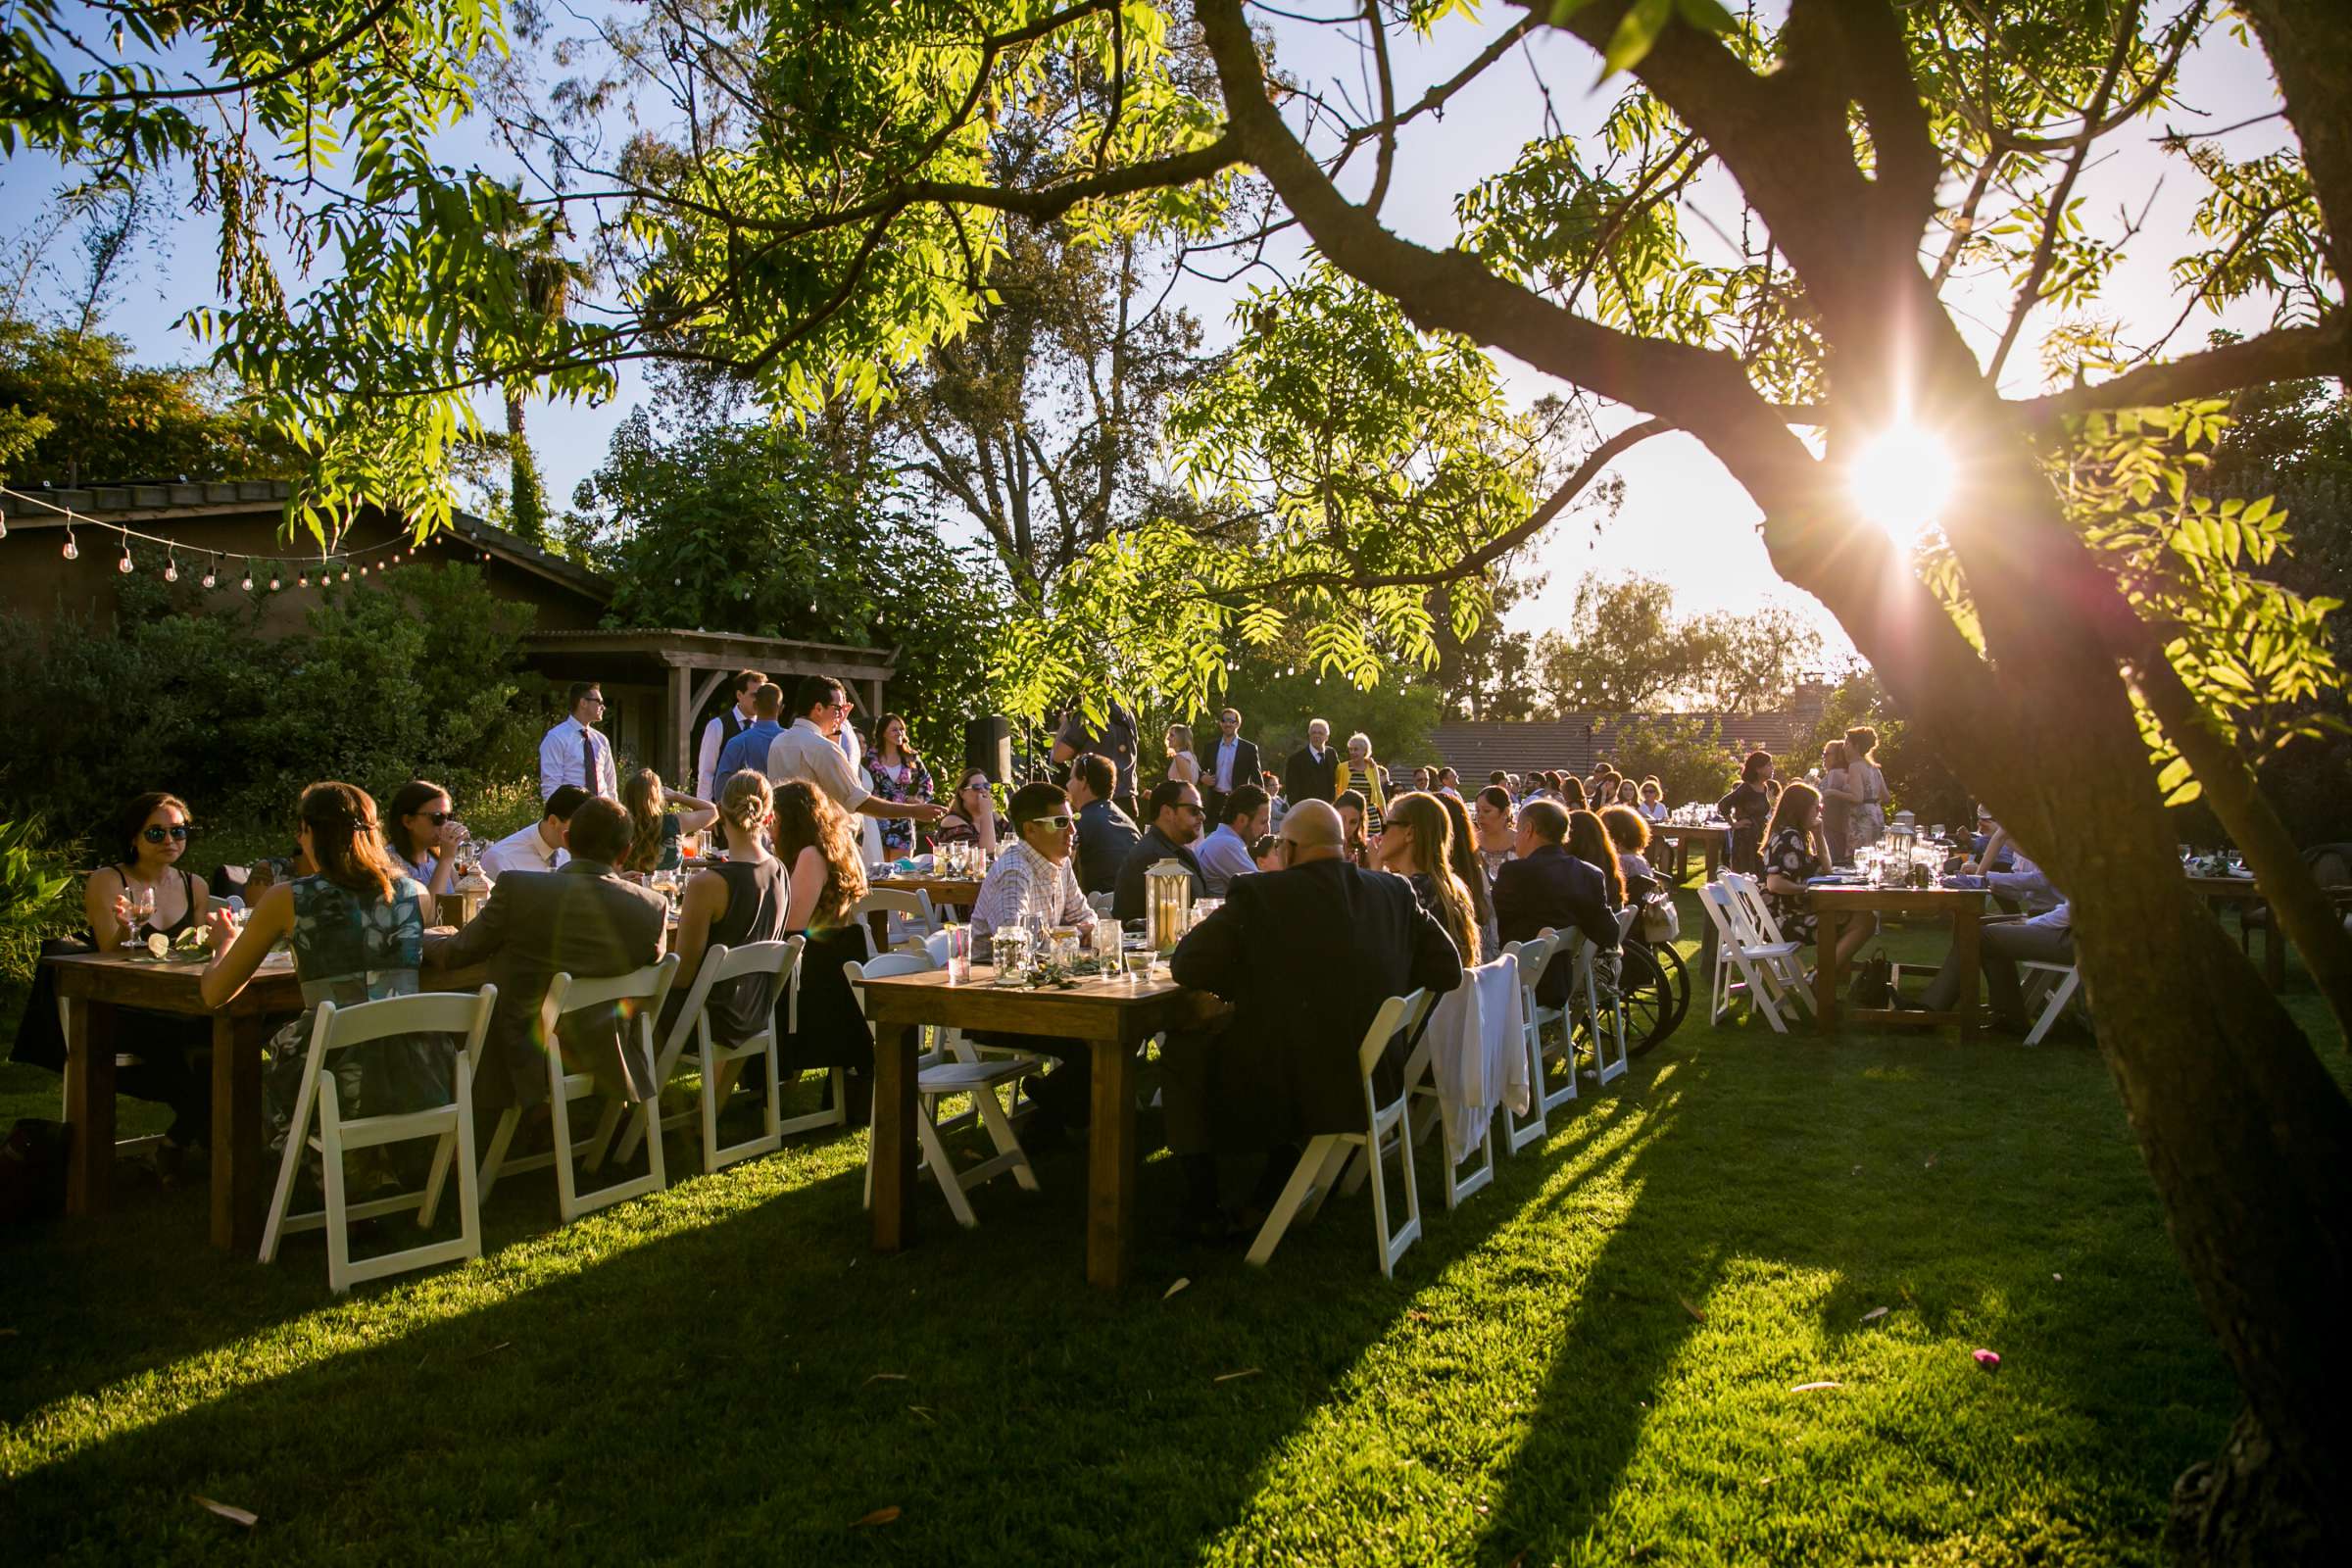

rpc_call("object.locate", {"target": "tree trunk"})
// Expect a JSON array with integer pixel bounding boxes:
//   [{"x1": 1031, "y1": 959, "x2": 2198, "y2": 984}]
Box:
[{"x1": 2168, "y1": 1408, "x2": 2332, "y2": 1565}]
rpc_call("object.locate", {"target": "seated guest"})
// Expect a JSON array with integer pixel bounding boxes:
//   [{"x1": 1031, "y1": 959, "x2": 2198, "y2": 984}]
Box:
[
  {"x1": 1334, "y1": 789, "x2": 1371, "y2": 867},
  {"x1": 1567, "y1": 808, "x2": 1628, "y2": 912},
  {"x1": 1435, "y1": 789, "x2": 1499, "y2": 958},
  {"x1": 1494, "y1": 798, "x2": 1620, "y2": 1007},
  {"x1": 1760, "y1": 781, "x2": 1873, "y2": 971},
  {"x1": 203, "y1": 783, "x2": 455, "y2": 1174},
  {"x1": 1961, "y1": 817, "x2": 2062, "y2": 913},
  {"x1": 1601, "y1": 803, "x2": 1655, "y2": 889},
  {"x1": 619, "y1": 768, "x2": 718, "y2": 875},
  {"x1": 1916, "y1": 897, "x2": 2076, "y2": 1032},
  {"x1": 661, "y1": 771, "x2": 791, "y2": 1051},
  {"x1": 1436, "y1": 766, "x2": 1462, "y2": 799},
  {"x1": 1718, "y1": 750, "x2": 1775, "y2": 873},
  {"x1": 1374, "y1": 792, "x2": 1483, "y2": 964},
  {"x1": 1638, "y1": 777, "x2": 1669, "y2": 823},
  {"x1": 1162, "y1": 800, "x2": 1463, "y2": 1238},
  {"x1": 480, "y1": 785, "x2": 588, "y2": 880},
  {"x1": 1251, "y1": 833, "x2": 1284, "y2": 873},
  {"x1": 86, "y1": 792, "x2": 209, "y2": 953},
  {"x1": 1614, "y1": 778, "x2": 1642, "y2": 809},
  {"x1": 1195, "y1": 784, "x2": 1270, "y2": 896},
  {"x1": 428, "y1": 797, "x2": 670, "y2": 1117},
  {"x1": 714, "y1": 682, "x2": 787, "y2": 781},
  {"x1": 1474, "y1": 785, "x2": 1517, "y2": 881},
  {"x1": 1067, "y1": 753, "x2": 1142, "y2": 895},
  {"x1": 765, "y1": 779, "x2": 875, "y2": 1120},
  {"x1": 934, "y1": 767, "x2": 1003, "y2": 856},
  {"x1": 966, "y1": 782, "x2": 1099, "y2": 1139},
  {"x1": 1112, "y1": 779, "x2": 1208, "y2": 923},
  {"x1": 385, "y1": 779, "x2": 467, "y2": 912}
]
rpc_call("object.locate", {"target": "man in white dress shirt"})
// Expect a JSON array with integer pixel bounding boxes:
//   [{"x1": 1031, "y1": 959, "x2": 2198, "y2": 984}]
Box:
[
  {"x1": 480, "y1": 786, "x2": 587, "y2": 880},
  {"x1": 765, "y1": 675, "x2": 943, "y2": 833},
  {"x1": 1201, "y1": 708, "x2": 1261, "y2": 825},
  {"x1": 694, "y1": 668, "x2": 766, "y2": 800},
  {"x1": 539, "y1": 682, "x2": 617, "y2": 800}
]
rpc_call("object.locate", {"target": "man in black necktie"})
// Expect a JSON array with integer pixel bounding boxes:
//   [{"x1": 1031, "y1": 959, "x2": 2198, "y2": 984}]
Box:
[
  {"x1": 1201, "y1": 707, "x2": 1262, "y2": 825},
  {"x1": 1284, "y1": 717, "x2": 1342, "y2": 807},
  {"x1": 539, "y1": 681, "x2": 616, "y2": 800}
]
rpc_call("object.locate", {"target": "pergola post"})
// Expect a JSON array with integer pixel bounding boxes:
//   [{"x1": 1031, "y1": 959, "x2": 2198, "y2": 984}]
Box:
[{"x1": 666, "y1": 663, "x2": 692, "y2": 786}]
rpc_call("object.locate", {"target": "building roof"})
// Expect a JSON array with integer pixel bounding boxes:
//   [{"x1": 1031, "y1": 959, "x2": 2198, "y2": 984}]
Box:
[
  {"x1": 519, "y1": 627, "x2": 898, "y2": 679},
  {"x1": 1427, "y1": 709, "x2": 1817, "y2": 782}
]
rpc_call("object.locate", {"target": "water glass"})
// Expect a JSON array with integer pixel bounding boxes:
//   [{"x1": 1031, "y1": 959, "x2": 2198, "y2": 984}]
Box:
[
  {"x1": 1092, "y1": 921, "x2": 1121, "y2": 966},
  {"x1": 946, "y1": 923, "x2": 971, "y2": 983}
]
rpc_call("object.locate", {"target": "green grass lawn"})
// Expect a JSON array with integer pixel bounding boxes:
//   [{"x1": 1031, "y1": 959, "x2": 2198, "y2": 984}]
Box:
[{"x1": 2, "y1": 903, "x2": 2338, "y2": 1565}]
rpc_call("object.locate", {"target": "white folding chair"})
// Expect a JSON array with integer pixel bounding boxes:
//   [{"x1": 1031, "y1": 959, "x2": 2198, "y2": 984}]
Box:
[
  {"x1": 855, "y1": 888, "x2": 938, "y2": 955},
  {"x1": 1699, "y1": 881, "x2": 1801, "y2": 1033},
  {"x1": 1723, "y1": 872, "x2": 1816, "y2": 1015},
  {"x1": 849, "y1": 954, "x2": 1040, "y2": 1229},
  {"x1": 1570, "y1": 909, "x2": 1633, "y2": 1089},
  {"x1": 600, "y1": 938, "x2": 805, "y2": 1177},
  {"x1": 259, "y1": 987, "x2": 497, "y2": 1294},
  {"x1": 2019, "y1": 959, "x2": 2083, "y2": 1047},
  {"x1": 1247, "y1": 989, "x2": 1436, "y2": 1279},
  {"x1": 1502, "y1": 933, "x2": 1562, "y2": 1153},
  {"x1": 1405, "y1": 953, "x2": 1516, "y2": 1210},
  {"x1": 479, "y1": 956, "x2": 679, "y2": 1222}
]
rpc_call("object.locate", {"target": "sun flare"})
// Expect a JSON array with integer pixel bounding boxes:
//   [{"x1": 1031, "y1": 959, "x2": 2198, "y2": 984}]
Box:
[{"x1": 1848, "y1": 421, "x2": 1958, "y2": 542}]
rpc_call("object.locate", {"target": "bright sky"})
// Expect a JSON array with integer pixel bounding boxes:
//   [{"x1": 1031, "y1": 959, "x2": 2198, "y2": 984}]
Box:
[{"x1": 0, "y1": 3, "x2": 2299, "y2": 657}]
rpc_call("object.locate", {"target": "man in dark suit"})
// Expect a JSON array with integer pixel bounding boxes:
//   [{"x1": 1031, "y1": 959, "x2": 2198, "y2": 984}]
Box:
[
  {"x1": 429, "y1": 797, "x2": 670, "y2": 1116},
  {"x1": 1067, "y1": 753, "x2": 1142, "y2": 896},
  {"x1": 1200, "y1": 706, "x2": 1263, "y2": 825},
  {"x1": 1283, "y1": 717, "x2": 1342, "y2": 808},
  {"x1": 1493, "y1": 797, "x2": 1622, "y2": 1007},
  {"x1": 1163, "y1": 799, "x2": 1463, "y2": 1236},
  {"x1": 1112, "y1": 778, "x2": 1208, "y2": 923}
]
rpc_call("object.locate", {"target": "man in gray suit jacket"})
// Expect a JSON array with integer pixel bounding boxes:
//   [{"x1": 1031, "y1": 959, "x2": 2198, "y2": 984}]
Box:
[{"x1": 430, "y1": 797, "x2": 669, "y2": 1112}]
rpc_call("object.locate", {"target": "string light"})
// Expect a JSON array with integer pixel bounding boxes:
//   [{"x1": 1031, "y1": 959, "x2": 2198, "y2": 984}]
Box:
[
  {"x1": 269, "y1": 571, "x2": 281, "y2": 591},
  {"x1": 202, "y1": 555, "x2": 220, "y2": 590},
  {"x1": 341, "y1": 567, "x2": 352, "y2": 582},
  {"x1": 117, "y1": 541, "x2": 133, "y2": 573},
  {"x1": 62, "y1": 525, "x2": 77, "y2": 560},
  {"x1": 240, "y1": 568, "x2": 254, "y2": 591},
  {"x1": 296, "y1": 569, "x2": 309, "y2": 589},
  {"x1": 164, "y1": 549, "x2": 179, "y2": 583}
]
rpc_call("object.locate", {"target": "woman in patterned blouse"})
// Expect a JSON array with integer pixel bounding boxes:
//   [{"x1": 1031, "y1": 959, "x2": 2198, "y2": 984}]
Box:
[
  {"x1": 1759, "y1": 781, "x2": 1874, "y2": 969},
  {"x1": 861, "y1": 713, "x2": 937, "y2": 857}
]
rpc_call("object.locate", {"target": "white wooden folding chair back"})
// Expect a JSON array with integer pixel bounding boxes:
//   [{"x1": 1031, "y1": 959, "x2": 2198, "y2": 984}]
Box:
[
  {"x1": 1403, "y1": 952, "x2": 1515, "y2": 1211},
  {"x1": 605, "y1": 937, "x2": 806, "y2": 1176},
  {"x1": 1247, "y1": 989, "x2": 1435, "y2": 1279},
  {"x1": 2019, "y1": 959, "x2": 2083, "y2": 1047},
  {"x1": 855, "y1": 888, "x2": 939, "y2": 955},
  {"x1": 848, "y1": 955, "x2": 1040, "y2": 1229},
  {"x1": 1581, "y1": 907, "x2": 1635, "y2": 1088},
  {"x1": 479, "y1": 956, "x2": 679, "y2": 1223},
  {"x1": 259, "y1": 986, "x2": 497, "y2": 1295},
  {"x1": 1722, "y1": 872, "x2": 1815, "y2": 1015},
  {"x1": 1699, "y1": 880, "x2": 1795, "y2": 1033},
  {"x1": 1502, "y1": 934, "x2": 1561, "y2": 1153}
]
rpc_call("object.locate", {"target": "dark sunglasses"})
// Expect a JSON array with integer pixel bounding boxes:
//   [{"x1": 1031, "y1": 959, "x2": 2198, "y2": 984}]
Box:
[
  {"x1": 416, "y1": 810, "x2": 451, "y2": 825},
  {"x1": 143, "y1": 824, "x2": 191, "y2": 843}
]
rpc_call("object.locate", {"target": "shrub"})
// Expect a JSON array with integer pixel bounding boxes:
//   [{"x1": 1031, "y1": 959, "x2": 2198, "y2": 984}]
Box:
[{"x1": 0, "y1": 816, "x2": 77, "y2": 986}]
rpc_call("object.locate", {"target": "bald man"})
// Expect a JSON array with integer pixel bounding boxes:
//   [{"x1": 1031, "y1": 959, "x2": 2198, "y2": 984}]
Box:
[{"x1": 1162, "y1": 797, "x2": 1464, "y2": 1239}]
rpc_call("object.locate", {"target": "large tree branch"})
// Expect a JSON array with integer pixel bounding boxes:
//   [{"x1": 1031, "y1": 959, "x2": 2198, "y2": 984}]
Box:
[
  {"x1": 2011, "y1": 319, "x2": 2351, "y2": 422},
  {"x1": 43, "y1": 0, "x2": 405, "y2": 106},
  {"x1": 2231, "y1": 0, "x2": 2352, "y2": 287}
]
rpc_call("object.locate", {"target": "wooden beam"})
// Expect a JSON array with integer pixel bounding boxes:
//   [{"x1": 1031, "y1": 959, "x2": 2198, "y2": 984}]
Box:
[{"x1": 667, "y1": 664, "x2": 692, "y2": 787}]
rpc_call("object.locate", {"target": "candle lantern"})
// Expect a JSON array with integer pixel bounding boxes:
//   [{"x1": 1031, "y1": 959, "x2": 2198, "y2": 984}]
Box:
[{"x1": 1146, "y1": 859, "x2": 1193, "y2": 955}]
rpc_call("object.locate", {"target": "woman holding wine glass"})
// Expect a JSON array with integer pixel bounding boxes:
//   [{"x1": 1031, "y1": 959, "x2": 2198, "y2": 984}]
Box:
[{"x1": 384, "y1": 779, "x2": 467, "y2": 915}]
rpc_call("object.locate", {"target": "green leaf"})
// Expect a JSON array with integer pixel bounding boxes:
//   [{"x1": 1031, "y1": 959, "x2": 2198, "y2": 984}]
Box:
[{"x1": 1601, "y1": 0, "x2": 1674, "y2": 79}]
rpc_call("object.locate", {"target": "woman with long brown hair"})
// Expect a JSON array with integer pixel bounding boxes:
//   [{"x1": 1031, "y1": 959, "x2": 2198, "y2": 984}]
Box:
[
  {"x1": 862, "y1": 712, "x2": 937, "y2": 857},
  {"x1": 1434, "y1": 789, "x2": 1499, "y2": 958},
  {"x1": 617, "y1": 767, "x2": 718, "y2": 874},
  {"x1": 769, "y1": 779, "x2": 876, "y2": 1119},
  {"x1": 1760, "y1": 780, "x2": 1874, "y2": 970},
  {"x1": 203, "y1": 782, "x2": 456, "y2": 1168},
  {"x1": 1374, "y1": 791, "x2": 1482, "y2": 965},
  {"x1": 1566, "y1": 807, "x2": 1628, "y2": 911}
]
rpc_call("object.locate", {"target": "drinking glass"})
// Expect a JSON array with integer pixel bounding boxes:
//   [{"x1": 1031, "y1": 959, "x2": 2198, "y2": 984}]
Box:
[
  {"x1": 1092, "y1": 921, "x2": 1121, "y2": 967},
  {"x1": 1122, "y1": 949, "x2": 1154, "y2": 985},
  {"x1": 131, "y1": 884, "x2": 156, "y2": 942}
]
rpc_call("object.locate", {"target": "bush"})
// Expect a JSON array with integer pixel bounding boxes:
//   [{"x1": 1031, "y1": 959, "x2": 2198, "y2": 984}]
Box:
[
  {"x1": 0, "y1": 816, "x2": 77, "y2": 986},
  {"x1": 1610, "y1": 714, "x2": 1737, "y2": 808}
]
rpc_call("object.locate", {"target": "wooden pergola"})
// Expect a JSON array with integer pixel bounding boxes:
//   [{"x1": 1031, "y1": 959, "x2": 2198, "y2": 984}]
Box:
[{"x1": 518, "y1": 628, "x2": 900, "y2": 784}]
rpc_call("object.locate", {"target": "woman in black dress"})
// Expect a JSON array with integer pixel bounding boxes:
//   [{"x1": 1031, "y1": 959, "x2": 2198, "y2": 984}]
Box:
[
  {"x1": 664, "y1": 771, "x2": 792, "y2": 1052},
  {"x1": 1717, "y1": 750, "x2": 1776, "y2": 875},
  {"x1": 769, "y1": 779, "x2": 874, "y2": 1117}
]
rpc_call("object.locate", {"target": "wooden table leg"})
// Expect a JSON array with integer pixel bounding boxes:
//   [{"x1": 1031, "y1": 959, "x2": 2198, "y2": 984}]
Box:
[
  {"x1": 1704, "y1": 843, "x2": 1722, "y2": 881},
  {"x1": 1085, "y1": 1037, "x2": 1137, "y2": 1292},
  {"x1": 869, "y1": 1024, "x2": 917, "y2": 1252},
  {"x1": 63, "y1": 998, "x2": 116, "y2": 1217},
  {"x1": 2264, "y1": 911, "x2": 2286, "y2": 992},
  {"x1": 1951, "y1": 910, "x2": 1982, "y2": 1044},
  {"x1": 211, "y1": 1010, "x2": 269, "y2": 1252},
  {"x1": 1814, "y1": 910, "x2": 1841, "y2": 1035}
]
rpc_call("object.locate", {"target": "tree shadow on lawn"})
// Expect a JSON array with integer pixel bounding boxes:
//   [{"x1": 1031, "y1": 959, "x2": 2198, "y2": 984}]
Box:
[
  {"x1": 1471, "y1": 1030, "x2": 2238, "y2": 1564},
  {"x1": 3, "y1": 1071, "x2": 1564, "y2": 1566}
]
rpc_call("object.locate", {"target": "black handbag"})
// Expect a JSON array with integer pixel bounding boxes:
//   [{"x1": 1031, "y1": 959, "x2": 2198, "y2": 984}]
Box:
[{"x1": 1846, "y1": 952, "x2": 1893, "y2": 1009}]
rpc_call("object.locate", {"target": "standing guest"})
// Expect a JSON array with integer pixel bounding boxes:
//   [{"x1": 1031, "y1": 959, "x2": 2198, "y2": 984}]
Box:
[
  {"x1": 661, "y1": 771, "x2": 791, "y2": 1053},
  {"x1": 1284, "y1": 718, "x2": 1343, "y2": 807},
  {"x1": 1163, "y1": 723, "x2": 1201, "y2": 787},
  {"x1": 1568, "y1": 808, "x2": 1628, "y2": 911},
  {"x1": 618, "y1": 768, "x2": 718, "y2": 875},
  {"x1": 1195, "y1": 784, "x2": 1271, "y2": 897},
  {"x1": 1437, "y1": 766, "x2": 1463, "y2": 799},
  {"x1": 1474, "y1": 786, "x2": 1518, "y2": 882},
  {"x1": 539, "y1": 681, "x2": 617, "y2": 801},
  {"x1": 1843, "y1": 726, "x2": 1889, "y2": 851},
  {"x1": 965, "y1": 783, "x2": 1099, "y2": 1141},
  {"x1": 1375, "y1": 791, "x2": 1483, "y2": 965},
  {"x1": 767, "y1": 676, "x2": 945, "y2": 835},
  {"x1": 480, "y1": 785, "x2": 588, "y2": 881},
  {"x1": 1161, "y1": 800, "x2": 1463, "y2": 1239},
  {"x1": 1052, "y1": 697, "x2": 1141, "y2": 819},
  {"x1": 1558, "y1": 775, "x2": 1591, "y2": 812},
  {"x1": 765, "y1": 780, "x2": 876, "y2": 1122},
  {"x1": 203, "y1": 783, "x2": 453, "y2": 1168},
  {"x1": 934, "y1": 768, "x2": 1003, "y2": 857},
  {"x1": 1201, "y1": 708, "x2": 1262, "y2": 825},
  {"x1": 1113, "y1": 779, "x2": 1210, "y2": 922},
  {"x1": 695, "y1": 669, "x2": 767, "y2": 801},
  {"x1": 1601, "y1": 804, "x2": 1656, "y2": 888},
  {"x1": 1435, "y1": 789, "x2": 1500, "y2": 958},
  {"x1": 1334, "y1": 790, "x2": 1372, "y2": 867},
  {"x1": 385, "y1": 779, "x2": 467, "y2": 914},
  {"x1": 862, "y1": 713, "x2": 938, "y2": 858},
  {"x1": 1067, "y1": 753, "x2": 1143, "y2": 896},
  {"x1": 1760, "y1": 782, "x2": 1874, "y2": 972},
  {"x1": 1413, "y1": 766, "x2": 1434, "y2": 794},
  {"x1": 429, "y1": 796, "x2": 670, "y2": 1118},
  {"x1": 713, "y1": 682, "x2": 786, "y2": 782},
  {"x1": 1718, "y1": 750, "x2": 1776, "y2": 874},
  {"x1": 1638, "y1": 777, "x2": 1670, "y2": 823},
  {"x1": 1494, "y1": 798, "x2": 1621, "y2": 1008},
  {"x1": 1815, "y1": 739, "x2": 1855, "y2": 866},
  {"x1": 1336, "y1": 732, "x2": 1389, "y2": 830}
]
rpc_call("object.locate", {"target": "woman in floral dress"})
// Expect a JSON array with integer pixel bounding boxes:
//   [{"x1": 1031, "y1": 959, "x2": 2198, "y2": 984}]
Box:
[{"x1": 861, "y1": 713, "x2": 937, "y2": 857}]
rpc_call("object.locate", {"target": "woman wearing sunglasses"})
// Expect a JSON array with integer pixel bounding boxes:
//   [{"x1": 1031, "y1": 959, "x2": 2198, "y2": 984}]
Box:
[
  {"x1": 384, "y1": 780, "x2": 469, "y2": 910},
  {"x1": 86, "y1": 791, "x2": 209, "y2": 952},
  {"x1": 933, "y1": 768, "x2": 1002, "y2": 857}
]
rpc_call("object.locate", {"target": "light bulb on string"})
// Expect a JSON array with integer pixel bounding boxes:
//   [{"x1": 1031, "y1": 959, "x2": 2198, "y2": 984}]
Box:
[
  {"x1": 239, "y1": 567, "x2": 254, "y2": 591},
  {"x1": 341, "y1": 567, "x2": 352, "y2": 582},
  {"x1": 117, "y1": 542, "x2": 134, "y2": 573},
  {"x1": 269, "y1": 570, "x2": 281, "y2": 591},
  {"x1": 62, "y1": 525, "x2": 77, "y2": 561},
  {"x1": 296, "y1": 570, "x2": 309, "y2": 589},
  {"x1": 164, "y1": 549, "x2": 179, "y2": 583},
  {"x1": 202, "y1": 555, "x2": 220, "y2": 590}
]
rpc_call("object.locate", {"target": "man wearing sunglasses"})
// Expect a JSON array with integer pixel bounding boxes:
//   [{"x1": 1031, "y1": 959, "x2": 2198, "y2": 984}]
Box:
[
  {"x1": 965, "y1": 782, "x2": 1102, "y2": 1142},
  {"x1": 1111, "y1": 779, "x2": 1209, "y2": 924}
]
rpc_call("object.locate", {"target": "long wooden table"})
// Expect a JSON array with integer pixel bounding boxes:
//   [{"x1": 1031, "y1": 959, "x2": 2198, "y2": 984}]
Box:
[
  {"x1": 47, "y1": 949, "x2": 304, "y2": 1250},
  {"x1": 866, "y1": 875, "x2": 985, "y2": 955},
  {"x1": 2186, "y1": 874, "x2": 2283, "y2": 991},
  {"x1": 1811, "y1": 886, "x2": 1985, "y2": 1041},
  {"x1": 1649, "y1": 822, "x2": 1732, "y2": 883},
  {"x1": 858, "y1": 965, "x2": 1227, "y2": 1290}
]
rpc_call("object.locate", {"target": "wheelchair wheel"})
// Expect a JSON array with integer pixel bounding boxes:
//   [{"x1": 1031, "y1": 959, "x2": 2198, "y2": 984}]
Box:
[
  {"x1": 1619, "y1": 943, "x2": 1678, "y2": 1058},
  {"x1": 1650, "y1": 940, "x2": 1691, "y2": 1031}
]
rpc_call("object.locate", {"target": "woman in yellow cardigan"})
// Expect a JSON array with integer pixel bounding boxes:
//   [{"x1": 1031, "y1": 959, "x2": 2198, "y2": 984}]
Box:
[{"x1": 1337, "y1": 731, "x2": 1388, "y2": 832}]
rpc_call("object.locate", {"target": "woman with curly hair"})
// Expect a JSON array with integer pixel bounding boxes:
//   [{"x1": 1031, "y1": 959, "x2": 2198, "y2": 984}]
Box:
[
  {"x1": 769, "y1": 779, "x2": 876, "y2": 1119},
  {"x1": 617, "y1": 767, "x2": 718, "y2": 875}
]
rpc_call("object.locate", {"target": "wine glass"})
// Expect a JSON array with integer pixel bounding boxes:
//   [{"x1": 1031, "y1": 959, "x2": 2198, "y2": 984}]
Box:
[{"x1": 130, "y1": 882, "x2": 156, "y2": 943}]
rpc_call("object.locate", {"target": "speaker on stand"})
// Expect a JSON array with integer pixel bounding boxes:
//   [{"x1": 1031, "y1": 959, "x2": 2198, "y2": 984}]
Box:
[{"x1": 965, "y1": 714, "x2": 1013, "y2": 782}]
